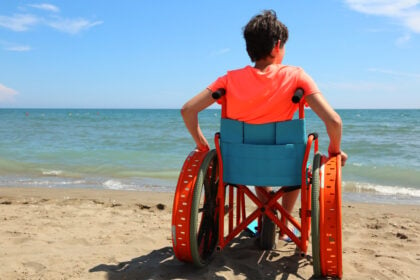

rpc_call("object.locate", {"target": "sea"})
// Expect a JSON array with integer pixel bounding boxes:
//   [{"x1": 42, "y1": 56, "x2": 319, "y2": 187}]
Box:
[{"x1": 1, "y1": 108, "x2": 419, "y2": 205}]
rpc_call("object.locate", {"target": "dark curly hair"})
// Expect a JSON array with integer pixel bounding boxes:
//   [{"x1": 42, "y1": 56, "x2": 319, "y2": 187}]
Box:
[{"x1": 243, "y1": 10, "x2": 288, "y2": 62}]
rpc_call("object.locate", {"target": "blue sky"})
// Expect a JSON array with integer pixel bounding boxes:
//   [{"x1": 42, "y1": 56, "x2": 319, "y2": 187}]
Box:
[{"x1": 0, "y1": 0, "x2": 419, "y2": 109}]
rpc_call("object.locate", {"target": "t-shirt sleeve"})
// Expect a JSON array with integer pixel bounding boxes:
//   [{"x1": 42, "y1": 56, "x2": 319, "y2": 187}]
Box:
[
  {"x1": 207, "y1": 75, "x2": 228, "y2": 104},
  {"x1": 298, "y1": 69, "x2": 321, "y2": 97}
]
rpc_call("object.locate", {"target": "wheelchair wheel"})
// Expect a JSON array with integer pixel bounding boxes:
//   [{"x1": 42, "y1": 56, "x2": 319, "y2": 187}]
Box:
[
  {"x1": 320, "y1": 155, "x2": 343, "y2": 278},
  {"x1": 190, "y1": 149, "x2": 220, "y2": 267},
  {"x1": 259, "y1": 213, "x2": 276, "y2": 250},
  {"x1": 311, "y1": 152, "x2": 322, "y2": 277},
  {"x1": 311, "y1": 154, "x2": 343, "y2": 278}
]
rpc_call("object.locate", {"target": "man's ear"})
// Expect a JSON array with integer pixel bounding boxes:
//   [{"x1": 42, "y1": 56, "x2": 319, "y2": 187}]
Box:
[{"x1": 270, "y1": 40, "x2": 281, "y2": 56}]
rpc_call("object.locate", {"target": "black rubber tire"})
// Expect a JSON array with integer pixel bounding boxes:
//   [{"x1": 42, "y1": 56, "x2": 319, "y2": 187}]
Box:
[
  {"x1": 259, "y1": 213, "x2": 277, "y2": 250},
  {"x1": 190, "y1": 150, "x2": 220, "y2": 267},
  {"x1": 311, "y1": 152, "x2": 322, "y2": 277}
]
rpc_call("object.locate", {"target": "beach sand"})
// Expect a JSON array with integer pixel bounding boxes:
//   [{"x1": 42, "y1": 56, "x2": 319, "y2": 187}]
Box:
[{"x1": 0, "y1": 186, "x2": 419, "y2": 280}]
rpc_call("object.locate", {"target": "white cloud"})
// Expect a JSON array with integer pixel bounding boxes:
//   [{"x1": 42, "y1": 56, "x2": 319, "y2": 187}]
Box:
[
  {"x1": 368, "y1": 67, "x2": 420, "y2": 78},
  {"x1": 0, "y1": 14, "x2": 39, "y2": 31},
  {"x1": 0, "y1": 40, "x2": 31, "y2": 51},
  {"x1": 0, "y1": 83, "x2": 18, "y2": 102},
  {"x1": 345, "y1": 0, "x2": 419, "y2": 16},
  {"x1": 396, "y1": 33, "x2": 411, "y2": 46},
  {"x1": 46, "y1": 18, "x2": 104, "y2": 34},
  {"x1": 403, "y1": 10, "x2": 420, "y2": 32},
  {"x1": 320, "y1": 81, "x2": 397, "y2": 92},
  {"x1": 6, "y1": 45, "x2": 31, "y2": 52},
  {"x1": 211, "y1": 48, "x2": 231, "y2": 56},
  {"x1": 345, "y1": 0, "x2": 420, "y2": 33},
  {"x1": 0, "y1": 4, "x2": 103, "y2": 35},
  {"x1": 29, "y1": 3, "x2": 60, "y2": 13}
]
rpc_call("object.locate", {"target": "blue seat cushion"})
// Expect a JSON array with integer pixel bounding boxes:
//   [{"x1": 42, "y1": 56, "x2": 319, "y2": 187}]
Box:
[{"x1": 220, "y1": 118, "x2": 306, "y2": 186}]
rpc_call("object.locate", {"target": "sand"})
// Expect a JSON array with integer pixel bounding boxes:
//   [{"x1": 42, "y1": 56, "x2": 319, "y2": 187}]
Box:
[{"x1": 0, "y1": 186, "x2": 419, "y2": 280}]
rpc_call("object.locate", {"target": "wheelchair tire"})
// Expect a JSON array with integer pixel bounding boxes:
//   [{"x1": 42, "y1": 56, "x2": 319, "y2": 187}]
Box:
[
  {"x1": 190, "y1": 149, "x2": 220, "y2": 267},
  {"x1": 320, "y1": 155, "x2": 343, "y2": 278},
  {"x1": 311, "y1": 152, "x2": 322, "y2": 277},
  {"x1": 259, "y1": 213, "x2": 277, "y2": 250}
]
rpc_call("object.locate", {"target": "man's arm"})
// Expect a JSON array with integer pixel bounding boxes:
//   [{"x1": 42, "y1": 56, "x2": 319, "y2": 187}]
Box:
[
  {"x1": 180, "y1": 88, "x2": 216, "y2": 151},
  {"x1": 305, "y1": 93, "x2": 348, "y2": 166}
]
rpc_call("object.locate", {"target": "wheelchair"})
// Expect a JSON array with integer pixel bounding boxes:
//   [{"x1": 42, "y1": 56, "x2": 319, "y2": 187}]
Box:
[{"x1": 171, "y1": 88, "x2": 343, "y2": 278}]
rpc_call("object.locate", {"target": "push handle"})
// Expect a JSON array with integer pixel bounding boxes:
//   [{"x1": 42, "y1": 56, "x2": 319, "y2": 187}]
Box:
[
  {"x1": 212, "y1": 88, "x2": 226, "y2": 100},
  {"x1": 292, "y1": 88, "x2": 304, "y2": 103}
]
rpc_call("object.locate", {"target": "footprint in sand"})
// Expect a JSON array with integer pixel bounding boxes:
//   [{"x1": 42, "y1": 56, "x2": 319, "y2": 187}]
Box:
[
  {"x1": 65, "y1": 237, "x2": 91, "y2": 246},
  {"x1": 0, "y1": 200, "x2": 12, "y2": 205},
  {"x1": 23, "y1": 261, "x2": 46, "y2": 273}
]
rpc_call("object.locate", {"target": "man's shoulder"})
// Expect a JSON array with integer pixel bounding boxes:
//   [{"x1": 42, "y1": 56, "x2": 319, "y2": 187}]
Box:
[
  {"x1": 227, "y1": 65, "x2": 252, "y2": 74},
  {"x1": 279, "y1": 64, "x2": 303, "y2": 72}
]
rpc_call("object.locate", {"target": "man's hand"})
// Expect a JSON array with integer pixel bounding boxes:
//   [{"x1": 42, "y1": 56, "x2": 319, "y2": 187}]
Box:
[
  {"x1": 196, "y1": 144, "x2": 210, "y2": 152},
  {"x1": 329, "y1": 150, "x2": 348, "y2": 166},
  {"x1": 340, "y1": 151, "x2": 348, "y2": 166}
]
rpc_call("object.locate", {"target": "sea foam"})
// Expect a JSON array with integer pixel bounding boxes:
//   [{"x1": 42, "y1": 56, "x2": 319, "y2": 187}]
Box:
[{"x1": 343, "y1": 181, "x2": 420, "y2": 198}]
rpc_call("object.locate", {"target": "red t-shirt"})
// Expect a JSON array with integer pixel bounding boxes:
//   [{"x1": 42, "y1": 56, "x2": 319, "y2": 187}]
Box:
[{"x1": 208, "y1": 64, "x2": 320, "y2": 124}]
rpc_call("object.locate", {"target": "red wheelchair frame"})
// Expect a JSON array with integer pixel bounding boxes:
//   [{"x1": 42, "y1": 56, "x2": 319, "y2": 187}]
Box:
[{"x1": 171, "y1": 92, "x2": 343, "y2": 278}]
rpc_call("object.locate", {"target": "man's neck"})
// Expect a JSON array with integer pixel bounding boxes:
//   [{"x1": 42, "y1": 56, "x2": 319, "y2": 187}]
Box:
[{"x1": 254, "y1": 59, "x2": 275, "y2": 72}]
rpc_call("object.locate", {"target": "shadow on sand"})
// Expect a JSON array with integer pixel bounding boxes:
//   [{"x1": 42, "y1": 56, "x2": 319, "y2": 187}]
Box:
[{"x1": 90, "y1": 233, "x2": 330, "y2": 280}]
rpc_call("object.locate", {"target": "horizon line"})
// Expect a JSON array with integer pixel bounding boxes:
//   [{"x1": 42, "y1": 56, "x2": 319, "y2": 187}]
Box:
[{"x1": 1, "y1": 107, "x2": 419, "y2": 110}]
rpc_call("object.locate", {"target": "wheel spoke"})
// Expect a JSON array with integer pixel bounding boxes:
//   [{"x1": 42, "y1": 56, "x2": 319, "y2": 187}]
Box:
[{"x1": 189, "y1": 150, "x2": 220, "y2": 267}]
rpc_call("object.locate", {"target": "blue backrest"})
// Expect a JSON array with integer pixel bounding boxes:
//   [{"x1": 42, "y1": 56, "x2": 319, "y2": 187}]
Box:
[{"x1": 220, "y1": 118, "x2": 306, "y2": 186}]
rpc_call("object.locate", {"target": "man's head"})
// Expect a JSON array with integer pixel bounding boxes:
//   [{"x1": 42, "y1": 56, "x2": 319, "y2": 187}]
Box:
[{"x1": 243, "y1": 10, "x2": 289, "y2": 62}]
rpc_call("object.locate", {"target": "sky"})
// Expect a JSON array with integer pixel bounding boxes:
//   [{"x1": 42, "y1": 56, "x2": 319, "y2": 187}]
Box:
[{"x1": 0, "y1": 0, "x2": 419, "y2": 109}]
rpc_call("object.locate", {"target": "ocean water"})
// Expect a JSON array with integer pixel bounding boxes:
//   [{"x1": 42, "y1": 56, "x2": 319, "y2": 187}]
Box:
[{"x1": 0, "y1": 108, "x2": 419, "y2": 205}]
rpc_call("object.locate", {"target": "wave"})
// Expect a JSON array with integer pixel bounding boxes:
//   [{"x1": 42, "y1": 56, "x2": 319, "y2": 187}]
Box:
[
  {"x1": 103, "y1": 179, "x2": 126, "y2": 190},
  {"x1": 41, "y1": 169, "x2": 64, "y2": 176},
  {"x1": 2, "y1": 156, "x2": 420, "y2": 201},
  {"x1": 343, "y1": 181, "x2": 420, "y2": 198},
  {"x1": 0, "y1": 157, "x2": 180, "y2": 180},
  {"x1": 344, "y1": 163, "x2": 420, "y2": 189}
]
